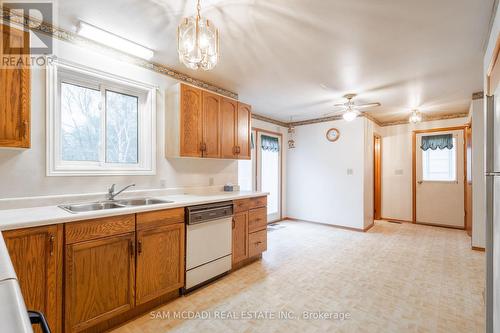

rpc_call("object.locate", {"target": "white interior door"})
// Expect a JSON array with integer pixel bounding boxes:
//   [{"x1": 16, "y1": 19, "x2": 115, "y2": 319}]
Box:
[
  {"x1": 256, "y1": 132, "x2": 282, "y2": 222},
  {"x1": 416, "y1": 130, "x2": 465, "y2": 227}
]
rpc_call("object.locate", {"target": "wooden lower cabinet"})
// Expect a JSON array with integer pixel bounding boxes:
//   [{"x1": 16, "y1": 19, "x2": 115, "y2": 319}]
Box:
[
  {"x1": 65, "y1": 233, "x2": 136, "y2": 333},
  {"x1": 136, "y1": 223, "x2": 184, "y2": 305},
  {"x1": 232, "y1": 212, "x2": 249, "y2": 265},
  {"x1": 3, "y1": 225, "x2": 63, "y2": 333},
  {"x1": 232, "y1": 196, "x2": 268, "y2": 268}
]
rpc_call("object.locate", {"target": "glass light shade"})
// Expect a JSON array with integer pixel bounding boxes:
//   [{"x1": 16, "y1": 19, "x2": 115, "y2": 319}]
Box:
[
  {"x1": 288, "y1": 139, "x2": 296, "y2": 149},
  {"x1": 343, "y1": 110, "x2": 357, "y2": 122},
  {"x1": 177, "y1": 14, "x2": 219, "y2": 70},
  {"x1": 409, "y1": 110, "x2": 422, "y2": 123}
]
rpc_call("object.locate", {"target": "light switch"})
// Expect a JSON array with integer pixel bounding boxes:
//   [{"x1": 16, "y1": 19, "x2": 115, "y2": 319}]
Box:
[
  {"x1": 395, "y1": 169, "x2": 404, "y2": 175},
  {"x1": 347, "y1": 168, "x2": 354, "y2": 175}
]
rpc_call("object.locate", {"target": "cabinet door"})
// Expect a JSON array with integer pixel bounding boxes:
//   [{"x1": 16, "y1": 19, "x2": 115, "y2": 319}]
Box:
[
  {"x1": 65, "y1": 233, "x2": 135, "y2": 332},
  {"x1": 232, "y1": 212, "x2": 249, "y2": 265},
  {"x1": 202, "y1": 91, "x2": 221, "y2": 158},
  {"x1": 220, "y1": 98, "x2": 237, "y2": 158},
  {"x1": 180, "y1": 84, "x2": 203, "y2": 157},
  {"x1": 3, "y1": 225, "x2": 62, "y2": 333},
  {"x1": 136, "y1": 223, "x2": 184, "y2": 305},
  {"x1": 236, "y1": 102, "x2": 251, "y2": 159},
  {"x1": 0, "y1": 24, "x2": 30, "y2": 148}
]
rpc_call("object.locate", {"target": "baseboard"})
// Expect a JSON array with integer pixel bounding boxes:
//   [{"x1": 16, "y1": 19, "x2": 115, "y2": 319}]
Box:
[
  {"x1": 416, "y1": 221, "x2": 465, "y2": 230},
  {"x1": 472, "y1": 246, "x2": 485, "y2": 252},
  {"x1": 284, "y1": 217, "x2": 371, "y2": 232},
  {"x1": 380, "y1": 217, "x2": 413, "y2": 224}
]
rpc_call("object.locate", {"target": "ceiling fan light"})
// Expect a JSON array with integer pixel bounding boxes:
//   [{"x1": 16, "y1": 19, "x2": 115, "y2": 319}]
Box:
[
  {"x1": 343, "y1": 110, "x2": 357, "y2": 122},
  {"x1": 409, "y1": 110, "x2": 422, "y2": 123}
]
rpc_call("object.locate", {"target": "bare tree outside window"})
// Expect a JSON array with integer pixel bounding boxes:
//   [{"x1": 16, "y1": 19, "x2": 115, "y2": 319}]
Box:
[
  {"x1": 106, "y1": 90, "x2": 139, "y2": 164},
  {"x1": 61, "y1": 83, "x2": 101, "y2": 161}
]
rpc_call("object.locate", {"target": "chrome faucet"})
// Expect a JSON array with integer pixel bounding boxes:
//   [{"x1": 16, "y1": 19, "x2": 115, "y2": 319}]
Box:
[{"x1": 106, "y1": 184, "x2": 136, "y2": 201}]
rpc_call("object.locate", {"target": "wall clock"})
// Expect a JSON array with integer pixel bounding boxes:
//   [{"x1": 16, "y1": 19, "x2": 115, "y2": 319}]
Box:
[{"x1": 326, "y1": 128, "x2": 340, "y2": 142}]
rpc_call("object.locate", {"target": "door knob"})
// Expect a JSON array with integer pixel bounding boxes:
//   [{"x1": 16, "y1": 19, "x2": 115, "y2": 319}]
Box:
[{"x1": 417, "y1": 181, "x2": 423, "y2": 184}]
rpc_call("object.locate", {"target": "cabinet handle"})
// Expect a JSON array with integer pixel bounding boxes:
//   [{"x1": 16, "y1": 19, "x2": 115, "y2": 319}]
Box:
[
  {"x1": 232, "y1": 219, "x2": 235, "y2": 229},
  {"x1": 255, "y1": 241, "x2": 262, "y2": 245},
  {"x1": 129, "y1": 240, "x2": 135, "y2": 257},
  {"x1": 137, "y1": 240, "x2": 142, "y2": 254},
  {"x1": 48, "y1": 235, "x2": 55, "y2": 256}
]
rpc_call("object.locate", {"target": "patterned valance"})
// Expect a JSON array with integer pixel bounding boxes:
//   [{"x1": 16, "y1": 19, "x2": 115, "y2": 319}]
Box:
[
  {"x1": 261, "y1": 135, "x2": 279, "y2": 152},
  {"x1": 420, "y1": 134, "x2": 453, "y2": 151}
]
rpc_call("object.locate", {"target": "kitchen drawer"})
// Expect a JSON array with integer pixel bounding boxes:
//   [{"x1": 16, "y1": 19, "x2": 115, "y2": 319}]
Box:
[
  {"x1": 233, "y1": 199, "x2": 250, "y2": 213},
  {"x1": 248, "y1": 230, "x2": 267, "y2": 257},
  {"x1": 248, "y1": 196, "x2": 267, "y2": 210},
  {"x1": 248, "y1": 207, "x2": 267, "y2": 233},
  {"x1": 137, "y1": 208, "x2": 184, "y2": 231},
  {"x1": 65, "y1": 214, "x2": 135, "y2": 244}
]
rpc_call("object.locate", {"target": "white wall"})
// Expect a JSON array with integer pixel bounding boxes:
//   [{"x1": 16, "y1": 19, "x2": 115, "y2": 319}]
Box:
[
  {"x1": 379, "y1": 117, "x2": 468, "y2": 221},
  {"x1": 470, "y1": 99, "x2": 486, "y2": 248},
  {"x1": 286, "y1": 117, "x2": 368, "y2": 229},
  {"x1": 0, "y1": 38, "x2": 239, "y2": 199}
]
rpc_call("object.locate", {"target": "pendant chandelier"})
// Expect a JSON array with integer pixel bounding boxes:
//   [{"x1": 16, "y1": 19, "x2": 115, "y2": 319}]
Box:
[{"x1": 177, "y1": 0, "x2": 219, "y2": 70}]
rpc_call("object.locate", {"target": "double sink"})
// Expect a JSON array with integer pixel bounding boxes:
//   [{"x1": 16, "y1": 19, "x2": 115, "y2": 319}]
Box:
[{"x1": 59, "y1": 198, "x2": 173, "y2": 214}]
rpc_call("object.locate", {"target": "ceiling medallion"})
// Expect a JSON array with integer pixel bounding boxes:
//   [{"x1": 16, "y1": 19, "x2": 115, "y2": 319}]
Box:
[
  {"x1": 409, "y1": 110, "x2": 422, "y2": 123},
  {"x1": 177, "y1": 0, "x2": 220, "y2": 71}
]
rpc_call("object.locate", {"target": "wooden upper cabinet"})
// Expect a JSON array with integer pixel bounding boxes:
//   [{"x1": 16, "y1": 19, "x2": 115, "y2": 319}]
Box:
[
  {"x1": 202, "y1": 91, "x2": 221, "y2": 158},
  {"x1": 0, "y1": 24, "x2": 30, "y2": 148},
  {"x1": 180, "y1": 84, "x2": 203, "y2": 157},
  {"x1": 232, "y1": 212, "x2": 249, "y2": 265},
  {"x1": 136, "y1": 222, "x2": 185, "y2": 305},
  {"x1": 3, "y1": 225, "x2": 63, "y2": 333},
  {"x1": 220, "y1": 98, "x2": 237, "y2": 158},
  {"x1": 65, "y1": 233, "x2": 136, "y2": 332},
  {"x1": 167, "y1": 83, "x2": 252, "y2": 160},
  {"x1": 236, "y1": 102, "x2": 251, "y2": 159}
]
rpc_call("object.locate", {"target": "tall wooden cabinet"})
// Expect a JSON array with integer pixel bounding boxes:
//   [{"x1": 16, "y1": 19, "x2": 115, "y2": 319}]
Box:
[
  {"x1": 167, "y1": 83, "x2": 251, "y2": 159},
  {"x1": 179, "y1": 84, "x2": 203, "y2": 157},
  {"x1": 202, "y1": 91, "x2": 221, "y2": 158},
  {"x1": 236, "y1": 102, "x2": 251, "y2": 159},
  {"x1": 220, "y1": 98, "x2": 238, "y2": 158},
  {"x1": 0, "y1": 24, "x2": 30, "y2": 148},
  {"x1": 3, "y1": 225, "x2": 63, "y2": 333}
]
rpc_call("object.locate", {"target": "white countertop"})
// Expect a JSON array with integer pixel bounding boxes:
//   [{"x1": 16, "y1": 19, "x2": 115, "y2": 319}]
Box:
[{"x1": 0, "y1": 191, "x2": 267, "y2": 231}]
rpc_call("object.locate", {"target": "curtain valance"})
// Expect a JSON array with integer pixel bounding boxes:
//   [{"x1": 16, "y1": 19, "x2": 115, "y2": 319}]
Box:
[
  {"x1": 420, "y1": 134, "x2": 453, "y2": 151},
  {"x1": 261, "y1": 135, "x2": 279, "y2": 152}
]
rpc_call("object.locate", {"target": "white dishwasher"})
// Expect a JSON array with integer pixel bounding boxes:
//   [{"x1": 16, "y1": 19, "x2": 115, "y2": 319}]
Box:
[{"x1": 184, "y1": 201, "x2": 233, "y2": 292}]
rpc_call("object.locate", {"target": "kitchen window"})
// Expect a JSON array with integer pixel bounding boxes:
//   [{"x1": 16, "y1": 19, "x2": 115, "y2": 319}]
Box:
[{"x1": 47, "y1": 60, "x2": 156, "y2": 176}]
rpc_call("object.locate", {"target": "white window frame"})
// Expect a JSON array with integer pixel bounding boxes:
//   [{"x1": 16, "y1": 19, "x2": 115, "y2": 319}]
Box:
[{"x1": 46, "y1": 59, "x2": 157, "y2": 176}]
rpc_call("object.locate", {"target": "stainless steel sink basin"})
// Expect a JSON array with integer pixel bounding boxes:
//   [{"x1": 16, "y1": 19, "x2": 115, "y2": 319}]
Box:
[
  {"x1": 59, "y1": 201, "x2": 126, "y2": 213},
  {"x1": 117, "y1": 198, "x2": 173, "y2": 206},
  {"x1": 58, "y1": 198, "x2": 173, "y2": 213}
]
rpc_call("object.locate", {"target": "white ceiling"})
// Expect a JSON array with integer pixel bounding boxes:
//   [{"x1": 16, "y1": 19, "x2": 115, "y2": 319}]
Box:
[{"x1": 55, "y1": 0, "x2": 494, "y2": 123}]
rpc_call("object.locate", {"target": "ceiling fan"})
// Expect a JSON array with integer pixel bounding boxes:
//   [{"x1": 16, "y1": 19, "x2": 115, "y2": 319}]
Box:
[{"x1": 326, "y1": 94, "x2": 381, "y2": 121}]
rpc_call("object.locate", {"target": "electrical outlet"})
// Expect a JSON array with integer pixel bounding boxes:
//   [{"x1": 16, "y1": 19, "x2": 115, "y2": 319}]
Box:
[
  {"x1": 209, "y1": 177, "x2": 214, "y2": 186},
  {"x1": 160, "y1": 179, "x2": 167, "y2": 188},
  {"x1": 347, "y1": 168, "x2": 353, "y2": 175}
]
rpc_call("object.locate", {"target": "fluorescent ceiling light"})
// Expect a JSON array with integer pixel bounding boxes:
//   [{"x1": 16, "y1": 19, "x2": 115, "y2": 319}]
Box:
[{"x1": 77, "y1": 21, "x2": 154, "y2": 60}]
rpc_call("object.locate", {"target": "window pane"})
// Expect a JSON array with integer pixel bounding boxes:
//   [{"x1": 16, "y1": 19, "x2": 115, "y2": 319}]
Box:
[
  {"x1": 422, "y1": 139, "x2": 456, "y2": 181},
  {"x1": 105, "y1": 90, "x2": 139, "y2": 164},
  {"x1": 261, "y1": 148, "x2": 280, "y2": 215},
  {"x1": 61, "y1": 82, "x2": 101, "y2": 161}
]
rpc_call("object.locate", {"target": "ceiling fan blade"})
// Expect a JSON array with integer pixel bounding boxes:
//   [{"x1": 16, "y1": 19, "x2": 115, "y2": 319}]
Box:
[
  {"x1": 323, "y1": 110, "x2": 345, "y2": 117},
  {"x1": 333, "y1": 103, "x2": 346, "y2": 107},
  {"x1": 354, "y1": 102, "x2": 381, "y2": 110}
]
